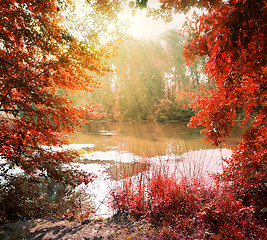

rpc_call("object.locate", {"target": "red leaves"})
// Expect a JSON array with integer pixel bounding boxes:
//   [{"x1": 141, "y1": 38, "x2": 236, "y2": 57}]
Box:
[
  {"x1": 218, "y1": 126, "x2": 267, "y2": 211},
  {"x1": 0, "y1": 1, "x2": 117, "y2": 154},
  {"x1": 179, "y1": 0, "x2": 267, "y2": 143},
  {"x1": 170, "y1": 0, "x2": 267, "y2": 219},
  {"x1": 111, "y1": 166, "x2": 266, "y2": 238}
]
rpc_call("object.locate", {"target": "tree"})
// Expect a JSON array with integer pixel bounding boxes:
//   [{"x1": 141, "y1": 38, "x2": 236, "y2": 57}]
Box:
[
  {"x1": 0, "y1": 0, "x2": 123, "y2": 221},
  {"x1": 88, "y1": 39, "x2": 167, "y2": 121},
  {"x1": 160, "y1": 30, "x2": 188, "y2": 92},
  {"x1": 86, "y1": 32, "x2": 202, "y2": 122},
  {"x1": 155, "y1": 0, "x2": 267, "y2": 213},
  {"x1": 115, "y1": 40, "x2": 166, "y2": 120}
]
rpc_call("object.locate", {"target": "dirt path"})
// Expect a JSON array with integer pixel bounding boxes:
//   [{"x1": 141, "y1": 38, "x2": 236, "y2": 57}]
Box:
[{"x1": 0, "y1": 215, "x2": 154, "y2": 240}]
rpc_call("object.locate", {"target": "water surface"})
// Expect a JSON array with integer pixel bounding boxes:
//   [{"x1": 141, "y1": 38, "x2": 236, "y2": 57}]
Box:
[
  {"x1": 72, "y1": 121, "x2": 241, "y2": 157},
  {"x1": 69, "y1": 121, "x2": 242, "y2": 217}
]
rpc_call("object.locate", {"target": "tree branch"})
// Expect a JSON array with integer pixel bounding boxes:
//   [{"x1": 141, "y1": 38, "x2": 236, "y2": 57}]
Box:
[
  {"x1": 0, "y1": 58, "x2": 13, "y2": 66},
  {"x1": 0, "y1": 109, "x2": 23, "y2": 112},
  {"x1": 0, "y1": 66, "x2": 53, "y2": 109}
]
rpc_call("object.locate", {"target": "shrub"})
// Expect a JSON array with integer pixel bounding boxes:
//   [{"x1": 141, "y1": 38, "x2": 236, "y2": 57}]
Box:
[
  {"x1": 0, "y1": 175, "x2": 48, "y2": 223},
  {"x1": 111, "y1": 167, "x2": 206, "y2": 224},
  {"x1": 0, "y1": 174, "x2": 95, "y2": 223},
  {"x1": 216, "y1": 126, "x2": 267, "y2": 218},
  {"x1": 111, "y1": 166, "x2": 266, "y2": 239},
  {"x1": 154, "y1": 99, "x2": 194, "y2": 122}
]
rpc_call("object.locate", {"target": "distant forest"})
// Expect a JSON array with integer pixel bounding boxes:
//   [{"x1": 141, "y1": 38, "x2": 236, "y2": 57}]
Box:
[{"x1": 75, "y1": 29, "x2": 213, "y2": 122}]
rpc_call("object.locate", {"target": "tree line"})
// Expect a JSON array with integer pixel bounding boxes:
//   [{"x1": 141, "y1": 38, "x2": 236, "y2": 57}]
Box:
[{"x1": 83, "y1": 29, "x2": 210, "y2": 121}]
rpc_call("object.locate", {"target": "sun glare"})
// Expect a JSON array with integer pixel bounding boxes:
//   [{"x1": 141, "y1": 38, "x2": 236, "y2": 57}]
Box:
[
  {"x1": 118, "y1": 1, "x2": 187, "y2": 40},
  {"x1": 65, "y1": 0, "x2": 188, "y2": 43}
]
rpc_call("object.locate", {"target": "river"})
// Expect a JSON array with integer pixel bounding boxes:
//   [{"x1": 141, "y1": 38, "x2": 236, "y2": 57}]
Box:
[{"x1": 67, "y1": 121, "x2": 242, "y2": 217}]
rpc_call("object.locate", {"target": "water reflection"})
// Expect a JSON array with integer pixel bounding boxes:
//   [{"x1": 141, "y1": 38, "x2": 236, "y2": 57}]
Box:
[
  {"x1": 70, "y1": 121, "x2": 243, "y2": 216},
  {"x1": 80, "y1": 158, "x2": 149, "y2": 181},
  {"x1": 71, "y1": 120, "x2": 243, "y2": 182},
  {"x1": 72, "y1": 121, "x2": 242, "y2": 158}
]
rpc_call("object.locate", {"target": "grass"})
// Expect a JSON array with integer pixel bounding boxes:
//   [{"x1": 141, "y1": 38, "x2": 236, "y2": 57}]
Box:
[{"x1": 110, "y1": 153, "x2": 266, "y2": 239}]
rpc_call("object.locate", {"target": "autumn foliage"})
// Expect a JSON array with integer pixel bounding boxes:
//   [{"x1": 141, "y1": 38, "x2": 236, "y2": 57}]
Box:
[
  {"x1": 0, "y1": 0, "x2": 121, "y2": 222},
  {"x1": 111, "y1": 167, "x2": 266, "y2": 239},
  {"x1": 111, "y1": 0, "x2": 266, "y2": 238},
  {"x1": 159, "y1": 0, "x2": 267, "y2": 214}
]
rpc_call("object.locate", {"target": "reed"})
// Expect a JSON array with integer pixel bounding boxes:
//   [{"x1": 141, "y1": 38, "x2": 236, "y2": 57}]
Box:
[{"x1": 110, "y1": 151, "x2": 266, "y2": 239}]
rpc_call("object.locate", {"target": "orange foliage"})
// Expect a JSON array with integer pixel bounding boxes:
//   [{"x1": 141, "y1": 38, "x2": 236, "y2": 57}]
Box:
[{"x1": 0, "y1": 0, "x2": 122, "y2": 219}]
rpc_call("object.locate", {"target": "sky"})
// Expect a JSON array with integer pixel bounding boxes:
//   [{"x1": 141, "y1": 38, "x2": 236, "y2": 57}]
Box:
[
  {"x1": 70, "y1": 0, "x2": 188, "y2": 41},
  {"x1": 118, "y1": 1, "x2": 187, "y2": 40}
]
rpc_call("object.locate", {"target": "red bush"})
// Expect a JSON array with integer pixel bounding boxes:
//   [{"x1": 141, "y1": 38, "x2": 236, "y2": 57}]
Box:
[
  {"x1": 111, "y1": 166, "x2": 266, "y2": 239},
  {"x1": 217, "y1": 126, "x2": 267, "y2": 216}
]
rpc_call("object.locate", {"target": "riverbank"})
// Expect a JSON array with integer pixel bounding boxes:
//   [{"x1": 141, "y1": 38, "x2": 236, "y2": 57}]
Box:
[{"x1": 1, "y1": 146, "x2": 265, "y2": 239}]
